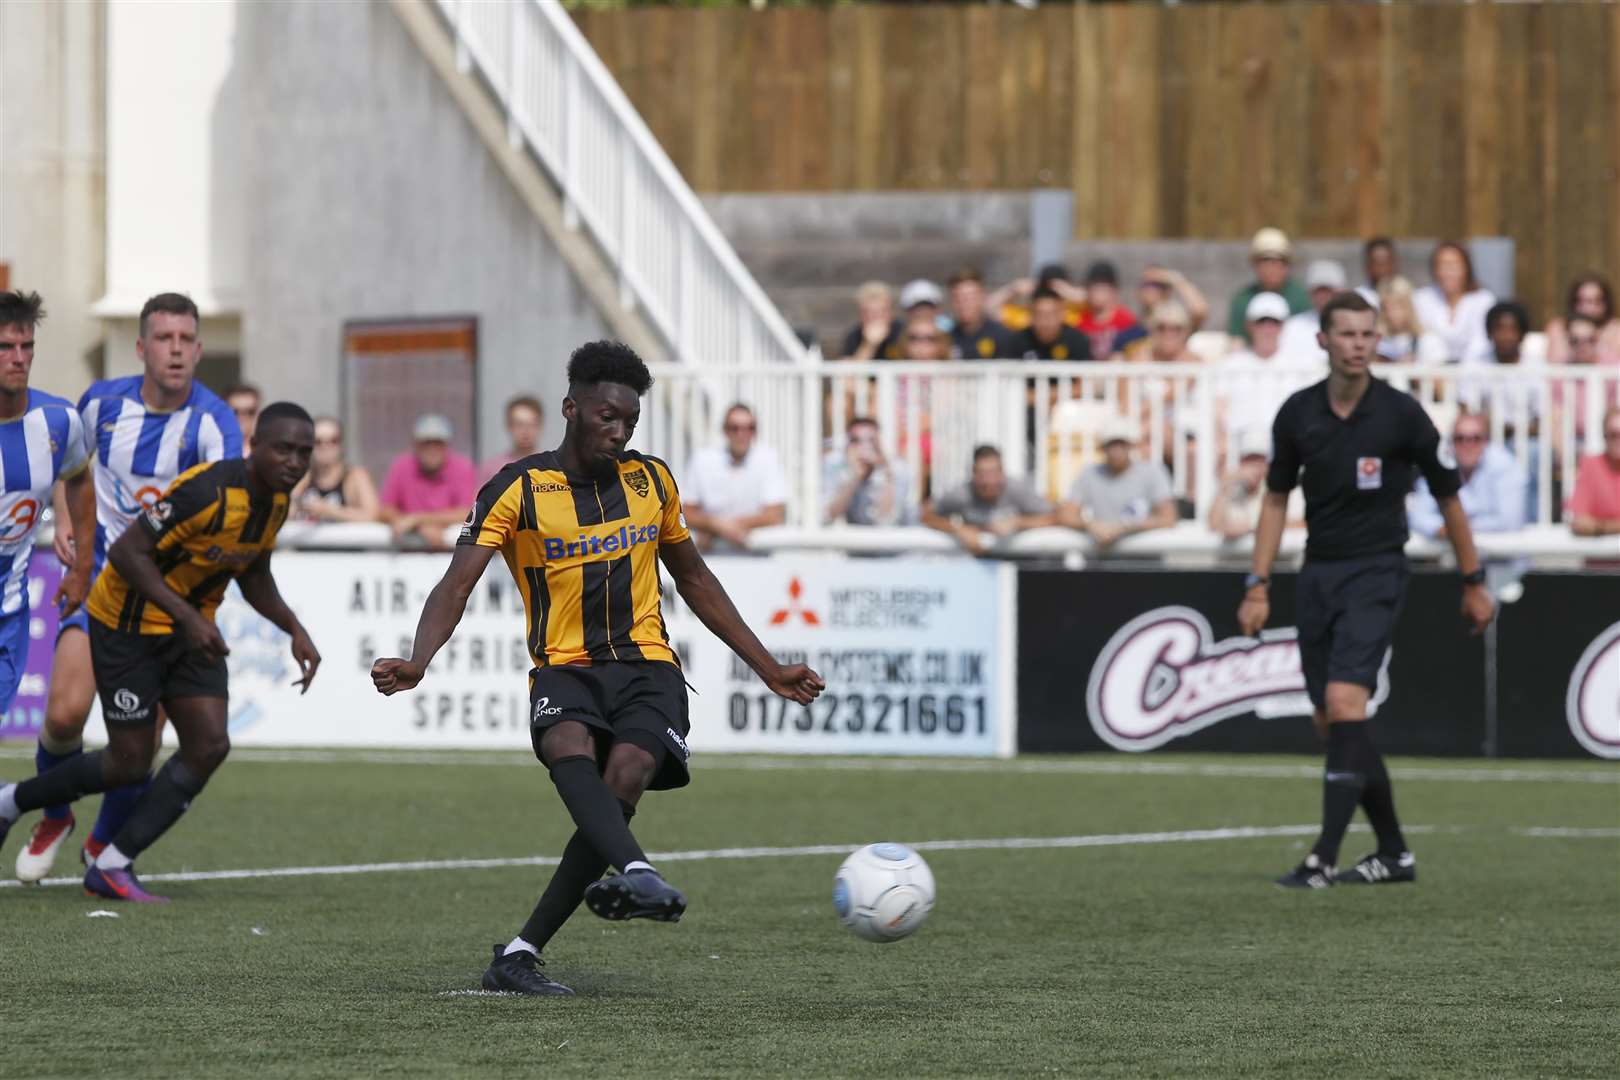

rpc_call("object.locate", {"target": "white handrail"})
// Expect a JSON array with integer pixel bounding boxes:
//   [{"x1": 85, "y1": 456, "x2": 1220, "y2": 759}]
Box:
[{"x1": 434, "y1": 0, "x2": 808, "y2": 369}]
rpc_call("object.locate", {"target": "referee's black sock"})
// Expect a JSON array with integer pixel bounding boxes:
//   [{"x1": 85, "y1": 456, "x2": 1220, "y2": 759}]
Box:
[
  {"x1": 1309, "y1": 722, "x2": 1370, "y2": 866},
  {"x1": 515, "y1": 800, "x2": 636, "y2": 954},
  {"x1": 11, "y1": 751, "x2": 112, "y2": 814},
  {"x1": 547, "y1": 756, "x2": 649, "y2": 872},
  {"x1": 107, "y1": 757, "x2": 209, "y2": 861},
  {"x1": 1359, "y1": 743, "x2": 1407, "y2": 857}
]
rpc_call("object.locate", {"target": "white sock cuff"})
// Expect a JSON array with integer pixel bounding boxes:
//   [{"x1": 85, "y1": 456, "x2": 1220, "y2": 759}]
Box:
[
  {"x1": 623, "y1": 860, "x2": 655, "y2": 874},
  {"x1": 95, "y1": 844, "x2": 133, "y2": 871},
  {"x1": 0, "y1": 783, "x2": 17, "y2": 822},
  {"x1": 503, "y1": 937, "x2": 538, "y2": 958}
]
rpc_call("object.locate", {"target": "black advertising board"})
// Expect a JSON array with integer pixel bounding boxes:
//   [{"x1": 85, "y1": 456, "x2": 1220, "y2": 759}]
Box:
[
  {"x1": 1018, "y1": 568, "x2": 1490, "y2": 757},
  {"x1": 1495, "y1": 572, "x2": 1620, "y2": 759}
]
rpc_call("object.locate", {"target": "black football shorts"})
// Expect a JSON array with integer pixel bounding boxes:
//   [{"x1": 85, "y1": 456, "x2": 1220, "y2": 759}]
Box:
[
  {"x1": 1294, "y1": 551, "x2": 1409, "y2": 708},
  {"x1": 528, "y1": 661, "x2": 692, "y2": 790},
  {"x1": 89, "y1": 617, "x2": 229, "y2": 727}
]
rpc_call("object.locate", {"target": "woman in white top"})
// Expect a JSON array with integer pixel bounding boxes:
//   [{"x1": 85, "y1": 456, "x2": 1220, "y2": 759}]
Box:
[
  {"x1": 1375, "y1": 276, "x2": 1449, "y2": 364},
  {"x1": 1412, "y1": 241, "x2": 1496, "y2": 364}
]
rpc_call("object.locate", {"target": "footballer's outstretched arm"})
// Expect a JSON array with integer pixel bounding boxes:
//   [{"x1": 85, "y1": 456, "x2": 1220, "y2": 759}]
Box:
[
  {"x1": 238, "y1": 552, "x2": 322, "y2": 694},
  {"x1": 659, "y1": 538, "x2": 824, "y2": 705},
  {"x1": 371, "y1": 543, "x2": 498, "y2": 695}
]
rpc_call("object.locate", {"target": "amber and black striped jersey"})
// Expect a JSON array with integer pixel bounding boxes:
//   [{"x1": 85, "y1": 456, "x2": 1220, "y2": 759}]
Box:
[
  {"x1": 87, "y1": 458, "x2": 288, "y2": 635},
  {"x1": 459, "y1": 450, "x2": 689, "y2": 669}
]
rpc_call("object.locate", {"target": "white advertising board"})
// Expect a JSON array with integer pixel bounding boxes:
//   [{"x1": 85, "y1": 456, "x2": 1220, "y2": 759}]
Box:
[{"x1": 84, "y1": 553, "x2": 1013, "y2": 757}]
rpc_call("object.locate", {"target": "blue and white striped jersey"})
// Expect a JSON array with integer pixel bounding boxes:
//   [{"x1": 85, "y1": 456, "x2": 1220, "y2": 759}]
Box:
[
  {"x1": 78, "y1": 376, "x2": 242, "y2": 572},
  {"x1": 0, "y1": 390, "x2": 90, "y2": 616}
]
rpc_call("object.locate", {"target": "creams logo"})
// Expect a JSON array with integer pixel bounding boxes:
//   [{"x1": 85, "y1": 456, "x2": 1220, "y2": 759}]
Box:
[
  {"x1": 1565, "y1": 621, "x2": 1620, "y2": 760},
  {"x1": 1085, "y1": 606, "x2": 1389, "y2": 752}
]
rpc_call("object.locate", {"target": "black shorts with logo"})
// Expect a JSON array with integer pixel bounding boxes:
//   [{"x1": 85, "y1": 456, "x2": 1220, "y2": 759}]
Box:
[
  {"x1": 89, "y1": 617, "x2": 229, "y2": 727},
  {"x1": 1295, "y1": 551, "x2": 1409, "y2": 708},
  {"x1": 528, "y1": 661, "x2": 692, "y2": 790}
]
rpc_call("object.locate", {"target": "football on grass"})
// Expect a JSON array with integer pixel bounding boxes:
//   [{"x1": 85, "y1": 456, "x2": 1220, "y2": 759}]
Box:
[{"x1": 833, "y1": 843, "x2": 935, "y2": 942}]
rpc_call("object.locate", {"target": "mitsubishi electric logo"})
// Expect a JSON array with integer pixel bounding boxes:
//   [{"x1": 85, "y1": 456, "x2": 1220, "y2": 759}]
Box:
[
  {"x1": 1086, "y1": 606, "x2": 1390, "y2": 752},
  {"x1": 769, "y1": 577, "x2": 821, "y2": 627}
]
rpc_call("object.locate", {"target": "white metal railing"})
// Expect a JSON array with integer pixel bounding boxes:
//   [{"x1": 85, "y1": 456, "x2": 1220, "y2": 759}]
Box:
[
  {"x1": 633, "y1": 361, "x2": 1620, "y2": 531},
  {"x1": 434, "y1": 0, "x2": 808, "y2": 368}
]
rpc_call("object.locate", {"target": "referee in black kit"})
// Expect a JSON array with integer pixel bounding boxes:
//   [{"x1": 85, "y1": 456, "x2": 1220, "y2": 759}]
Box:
[{"x1": 1238, "y1": 291, "x2": 1495, "y2": 889}]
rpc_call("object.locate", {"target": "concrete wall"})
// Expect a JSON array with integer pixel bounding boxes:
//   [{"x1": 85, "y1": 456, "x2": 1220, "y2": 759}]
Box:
[
  {"x1": 0, "y1": 0, "x2": 106, "y2": 397},
  {"x1": 232, "y1": 1, "x2": 611, "y2": 460}
]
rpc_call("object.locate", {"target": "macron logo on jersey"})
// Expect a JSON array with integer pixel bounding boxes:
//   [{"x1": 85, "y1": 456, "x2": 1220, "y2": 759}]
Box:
[{"x1": 542, "y1": 523, "x2": 659, "y2": 561}]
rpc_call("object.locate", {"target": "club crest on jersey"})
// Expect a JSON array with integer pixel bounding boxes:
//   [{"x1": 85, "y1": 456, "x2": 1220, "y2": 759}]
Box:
[
  {"x1": 1356, "y1": 457, "x2": 1382, "y2": 490},
  {"x1": 624, "y1": 468, "x2": 650, "y2": 499},
  {"x1": 144, "y1": 500, "x2": 174, "y2": 530}
]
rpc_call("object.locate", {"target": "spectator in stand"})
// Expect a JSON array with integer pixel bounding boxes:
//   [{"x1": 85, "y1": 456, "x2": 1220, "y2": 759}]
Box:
[
  {"x1": 898, "y1": 278, "x2": 946, "y2": 332},
  {"x1": 1226, "y1": 228, "x2": 1311, "y2": 340},
  {"x1": 290, "y1": 416, "x2": 380, "y2": 524},
  {"x1": 1135, "y1": 265, "x2": 1210, "y2": 331},
  {"x1": 1077, "y1": 261, "x2": 1146, "y2": 360},
  {"x1": 1374, "y1": 276, "x2": 1447, "y2": 363},
  {"x1": 225, "y1": 383, "x2": 260, "y2": 457},
  {"x1": 1058, "y1": 416, "x2": 1177, "y2": 549},
  {"x1": 899, "y1": 313, "x2": 952, "y2": 361},
  {"x1": 1131, "y1": 300, "x2": 1199, "y2": 364},
  {"x1": 823, "y1": 417, "x2": 917, "y2": 526},
  {"x1": 1278, "y1": 260, "x2": 1347, "y2": 363},
  {"x1": 1547, "y1": 274, "x2": 1620, "y2": 366},
  {"x1": 947, "y1": 267, "x2": 1013, "y2": 359},
  {"x1": 682, "y1": 403, "x2": 787, "y2": 553},
  {"x1": 379, "y1": 413, "x2": 479, "y2": 549},
  {"x1": 992, "y1": 263, "x2": 1086, "y2": 332},
  {"x1": 1208, "y1": 428, "x2": 1304, "y2": 540},
  {"x1": 922, "y1": 444, "x2": 1055, "y2": 556},
  {"x1": 480, "y1": 394, "x2": 545, "y2": 481},
  {"x1": 1356, "y1": 236, "x2": 1399, "y2": 305},
  {"x1": 1413, "y1": 241, "x2": 1495, "y2": 363},
  {"x1": 1567, "y1": 406, "x2": 1620, "y2": 536},
  {"x1": 1221, "y1": 293, "x2": 1316, "y2": 450},
  {"x1": 841, "y1": 281, "x2": 902, "y2": 361},
  {"x1": 1407, "y1": 412, "x2": 1527, "y2": 538},
  {"x1": 1010, "y1": 287, "x2": 1092, "y2": 361},
  {"x1": 1552, "y1": 315, "x2": 1620, "y2": 447}
]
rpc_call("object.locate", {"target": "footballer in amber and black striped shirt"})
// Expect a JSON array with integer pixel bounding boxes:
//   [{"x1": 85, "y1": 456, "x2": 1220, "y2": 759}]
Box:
[{"x1": 372, "y1": 341, "x2": 824, "y2": 997}]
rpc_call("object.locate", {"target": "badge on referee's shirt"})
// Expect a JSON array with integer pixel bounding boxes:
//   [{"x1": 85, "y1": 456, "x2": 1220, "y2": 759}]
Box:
[{"x1": 1356, "y1": 457, "x2": 1382, "y2": 490}]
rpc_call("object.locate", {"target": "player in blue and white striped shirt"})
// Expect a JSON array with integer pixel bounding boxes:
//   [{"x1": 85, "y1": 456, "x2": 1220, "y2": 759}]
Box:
[{"x1": 15, "y1": 292, "x2": 242, "y2": 883}]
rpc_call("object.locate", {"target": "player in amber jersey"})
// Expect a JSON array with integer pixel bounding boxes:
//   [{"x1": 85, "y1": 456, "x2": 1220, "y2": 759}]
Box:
[
  {"x1": 372, "y1": 341, "x2": 824, "y2": 997},
  {"x1": 0, "y1": 404, "x2": 321, "y2": 902}
]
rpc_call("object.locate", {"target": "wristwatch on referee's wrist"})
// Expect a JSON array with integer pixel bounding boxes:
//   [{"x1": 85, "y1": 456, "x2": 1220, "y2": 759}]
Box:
[
  {"x1": 1243, "y1": 573, "x2": 1270, "y2": 591},
  {"x1": 1461, "y1": 568, "x2": 1487, "y2": 587}
]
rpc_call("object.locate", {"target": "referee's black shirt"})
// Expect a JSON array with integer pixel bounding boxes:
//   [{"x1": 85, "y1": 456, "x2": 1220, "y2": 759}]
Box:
[{"x1": 1267, "y1": 377, "x2": 1462, "y2": 562}]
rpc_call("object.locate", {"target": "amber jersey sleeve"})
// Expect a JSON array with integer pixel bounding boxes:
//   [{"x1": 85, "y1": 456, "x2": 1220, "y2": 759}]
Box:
[
  {"x1": 86, "y1": 458, "x2": 289, "y2": 634},
  {"x1": 458, "y1": 450, "x2": 686, "y2": 668}
]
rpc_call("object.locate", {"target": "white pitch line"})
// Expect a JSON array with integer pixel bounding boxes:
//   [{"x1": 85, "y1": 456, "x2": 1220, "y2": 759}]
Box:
[
  {"x1": 2, "y1": 746, "x2": 1611, "y2": 784},
  {"x1": 1513, "y1": 826, "x2": 1620, "y2": 838}
]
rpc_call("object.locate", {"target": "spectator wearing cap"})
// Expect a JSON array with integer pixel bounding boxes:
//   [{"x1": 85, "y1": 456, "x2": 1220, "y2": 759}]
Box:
[
  {"x1": 1412, "y1": 241, "x2": 1496, "y2": 364},
  {"x1": 948, "y1": 268, "x2": 1014, "y2": 359},
  {"x1": 841, "y1": 280, "x2": 903, "y2": 361},
  {"x1": 379, "y1": 413, "x2": 480, "y2": 549},
  {"x1": 1407, "y1": 412, "x2": 1527, "y2": 539},
  {"x1": 1226, "y1": 228, "x2": 1311, "y2": 340},
  {"x1": 1208, "y1": 428, "x2": 1304, "y2": 540},
  {"x1": 990, "y1": 263, "x2": 1086, "y2": 332},
  {"x1": 682, "y1": 403, "x2": 788, "y2": 553},
  {"x1": 922, "y1": 444, "x2": 1055, "y2": 556},
  {"x1": 1077, "y1": 261, "x2": 1146, "y2": 360},
  {"x1": 1009, "y1": 287, "x2": 1093, "y2": 361},
  {"x1": 1547, "y1": 274, "x2": 1620, "y2": 366},
  {"x1": 1135, "y1": 265, "x2": 1211, "y2": 332},
  {"x1": 1219, "y1": 292, "x2": 1316, "y2": 456},
  {"x1": 1567, "y1": 406, "x2": 1620, "y2": 537},
  {"x1": 1278, "y1": 261, "x2": 1348, "y2": 363},
  {"x1": 823, "y1": 417, "x2": 917, "y2": 526},
  {"x1": 1058, "y1": 416, "x2": 1177, "y2": 548},
  {"x1": 1357, "y1": 237, "x2": 1399, "y2": 306}
]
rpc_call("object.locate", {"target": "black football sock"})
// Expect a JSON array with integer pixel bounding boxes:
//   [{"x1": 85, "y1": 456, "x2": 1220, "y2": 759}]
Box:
[
  {"x1": 517, "y1": 800, "x2": 636, "y2": 952},
  {"x1": 1309, "y1": 723, "x2": 1370, "y2": 866},
  {"x1": 107, "y1": 757, "x2": 209, "y2": 860},
  {"x1": 1358, "y1": 741, "x2": 1407, "y2": 857},
  {"x1": 547, "y1": 756, "x2": 648, "y2": 872},
  {"x1": 13, "y1": 751, "x2": 114, "y2": 813}
]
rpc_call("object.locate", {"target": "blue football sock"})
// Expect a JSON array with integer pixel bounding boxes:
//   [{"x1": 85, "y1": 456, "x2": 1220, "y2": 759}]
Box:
[
  {"x1": 92, "y1": 775, "x2": 152, "y2": 845},
  {"x1": 36, "y1": 739, "x2": 83, "y2": 822}
]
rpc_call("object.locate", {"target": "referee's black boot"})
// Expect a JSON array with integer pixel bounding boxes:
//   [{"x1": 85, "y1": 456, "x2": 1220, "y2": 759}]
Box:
[
  {"x1": 584, "y1": 868, "x2": 687, "y2": 922},
  {"x1": 481, "y1": 945, "x2": 574, "y2": 996},
  {"x1": 1338, "y1": 851, "x2": 1416, "y2": 885},
  {"x1": 1275, "y1": 853, "x2": 1336, "y2": 889}
]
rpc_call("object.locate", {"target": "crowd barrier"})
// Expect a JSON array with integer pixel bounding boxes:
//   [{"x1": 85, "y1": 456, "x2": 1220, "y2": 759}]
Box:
[{"x1": 4, "y1": 551, "x2": 1613, "y2": 762}]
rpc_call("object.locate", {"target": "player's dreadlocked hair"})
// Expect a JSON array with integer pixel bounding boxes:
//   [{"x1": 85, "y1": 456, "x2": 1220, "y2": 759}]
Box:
[
  {"x1": 0, "y1": 291, "x2": 46, "y2": 331},
  {"x1": 567, "y1": 341, "x2": 652, "y2": 397}
]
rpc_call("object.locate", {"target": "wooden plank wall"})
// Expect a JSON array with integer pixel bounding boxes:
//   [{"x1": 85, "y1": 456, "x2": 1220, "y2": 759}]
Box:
[{"x1": 575, "y1": 2, "x2": 1618, "y2": 323}]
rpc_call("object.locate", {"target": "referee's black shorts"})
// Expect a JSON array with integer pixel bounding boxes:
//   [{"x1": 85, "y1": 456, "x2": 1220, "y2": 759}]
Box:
[
  {"x1": 89, "y1": 617, "x2": 230, "y2": 727},
  {"x1": 1295, "y1": 551, "x2": 1409, "y2": 708},
  {"x1": 527, "y1": 661, "x2": 692, "y2": 790}
]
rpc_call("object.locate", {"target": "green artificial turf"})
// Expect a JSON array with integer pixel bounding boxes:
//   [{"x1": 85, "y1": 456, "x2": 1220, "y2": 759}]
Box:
[{"x1": 1, "y1": 748, "x2": 1614, "y2": 1078}]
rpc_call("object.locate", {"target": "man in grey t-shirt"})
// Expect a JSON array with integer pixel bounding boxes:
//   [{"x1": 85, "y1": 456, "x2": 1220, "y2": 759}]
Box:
[
  {"x1": 922, "y1": 445, "x2": 1055, "y2": 555},
  {"x1": 1059, "y1": 416, "x2": 1178, "y2": 548}
]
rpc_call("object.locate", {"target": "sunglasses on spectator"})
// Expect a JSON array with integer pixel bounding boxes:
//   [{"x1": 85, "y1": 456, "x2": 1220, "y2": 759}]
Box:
[
  {"x1": 906, "y1": 332, "x2": 941, "y2": 343},
  {"x1": 724, "y1": 421, "x2": 756, "y2": 433},
  {"x1": 1152, "y1": 323, "x2": 1188, "y2": 333},
  {"x1": 1570, "y1": 335, "x2": 1597, "y2": 347},
  {"x1": 1453, "y1": 433, "x2": 1486, "y2": 444}
]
